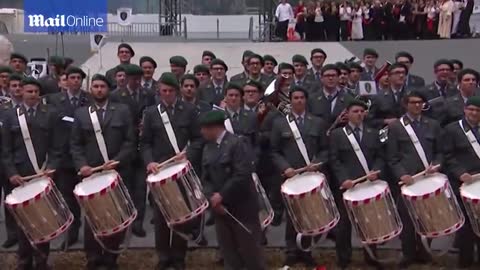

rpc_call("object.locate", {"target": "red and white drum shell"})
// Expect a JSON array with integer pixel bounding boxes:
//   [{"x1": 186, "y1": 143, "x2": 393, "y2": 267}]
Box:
[
  {"x1": 401, "y1": 173, "x2": 464, "y2": 238},
  {"x1": 74, "y1": 170, "x2": 137, "y2": 237},
  {"x1": 5, "y1": 177, "x2": 74, "y2": 244},
  {"x1": 461, "y1": 179, "x2": 480, "y2": 237},
  {"x1": 252, "y1": 172, "x2": 274, "y2": 229},
  {"x1": 281, "y1": 172, "x2": 339, "y2": 236},
  {"x1": 343, "y1": 180, "x2": 403, "y2": 244},
  {"x1": 146, "y1": 161, "x2": 209, "y2": 226}
]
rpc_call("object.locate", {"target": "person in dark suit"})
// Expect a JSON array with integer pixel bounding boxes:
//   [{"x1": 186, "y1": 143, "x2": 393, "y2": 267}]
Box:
[
  {"x1": 38, "y1": 56, "x2": 65, "y2": 96},
  {"x1": 199, "y1": 110, "x2": 265, "y2": 270},
  {"x1": 70, "y1": 74, "x2": 135, "y2": 270},
  {"x1": 329, "y1": 99, "x2": 384, "y2": 270},
  {"x1": 110, "y1": 64, "x2": 156, "y2": 237},
  {"x1": 450, "y1": 59, "x2": 464, "y2": 85},
  {"x1": 180, "y1": 74, "x2": 212, "y2": 113},
  {"x1": 360, "y1": 48, "x2": 379, "y2": 81},
  {"x1": 140, "y1": 56, "x2": 157, "y2": 90},
  {"x1": 443, "y1": 69, "x2": 480, "y2": 126},
  {"x1": 230, "y1": 50, "x2": 254, "y2": 83},
  {"x1": 46, "y1": 66, "x2": 92, "y2": 248},
  {"x1": 308, "y1": 64, "x2": 353, "y2": 127},
  {"x1": 2, "y1": 77, "x2": 62, "y2": 270},
  {"x1": 292, "y1": 54, "x2": 321, "y2": 95},
  {"x1": 395, "y1": 51, "x2": 426, "y2": 90},
  {"x1": 105, "y1": 43, "x2": 135, "y2": 88},
  {"x1": 262, "y1": 54, "x2": 278, "y2": 80},
  {"x1": 141, "y1": 72, "x2": 203, "y2": 270},
  {"x1": 170, "y1": 56, "x2": 188, "y2": 81},
  {"x1": 233, "y1": 54, "x2": 273, "y2": 89},
  {"x1": 198, "y1": 59, "x2": 228, "y2": 106},
  {"x1": 443, "y1": 96, "x2": 480, "y2": 268},
  {"x1": 386, "y1": 91, "x2": 443, "y2": 269},
  {"x1": 270, "y1": 86, "x2": 328, "y2": 267},
  {"x1": 306, "y1": 48, "x2": 327, "y2": 84}
]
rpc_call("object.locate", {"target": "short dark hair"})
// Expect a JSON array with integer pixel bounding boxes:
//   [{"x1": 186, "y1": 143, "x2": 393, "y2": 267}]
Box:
[
  {"x1": 289, "y1": 85, "x2": 309, "y2": 100},
  {"x1": 180, "y1": 74, "x2": 199, "y2": 88},
  {"x1": 402, "y1": 90, "x2": 427, "y2": 105},
  {"x1": 457, "y1": 68, "x2": 480, "y2": 82}
]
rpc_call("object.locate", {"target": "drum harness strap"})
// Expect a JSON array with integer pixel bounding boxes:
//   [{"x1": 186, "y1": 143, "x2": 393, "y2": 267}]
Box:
[
  {"x1": 286, "y1": 115, "x2": 311, "y2": 165},
  {"x1": 17, "y1": 107, "x2": 47, "y2": 174},
  {"x1": 459, "y1": 120, "x2": 480, "y2": 160},
  {"x1": 224, "y1": 117, "x2": 235, "y2": 134},
  {"x1": 400, "y1": 117, "x2": 429, "y2": 169},
  {"x1": 343, "y1": 127, "x2": 370, "y2": 174}
]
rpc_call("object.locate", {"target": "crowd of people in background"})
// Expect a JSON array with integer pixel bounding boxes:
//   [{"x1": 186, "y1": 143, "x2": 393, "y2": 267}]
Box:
[{"x1": 275, "y1": 0, "x2": 479, "y2": 41}]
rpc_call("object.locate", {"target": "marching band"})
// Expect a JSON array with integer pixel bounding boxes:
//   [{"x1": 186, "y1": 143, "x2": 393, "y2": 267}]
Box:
[{"x1": 2, "y1": 44, "x2": 480, "y2": 270}]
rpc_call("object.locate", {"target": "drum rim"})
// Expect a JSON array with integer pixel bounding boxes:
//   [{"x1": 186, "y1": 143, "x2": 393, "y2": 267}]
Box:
[
  {"x1": 147, "y1": 161, "x2": 192, "y2": 185},
  {"x1": 343, "y1": 180, "x2": 389, "y2": 203},
  {"x1": 401, "y1": 173, "x2": 448, "y2": 199},
  {"x1": 460, "y1": 180, "x2": 480, "y2": 202},
  {"x1": 95, "y1": 210, "x2": 138, "y2": 237},
  {"x1": 6, "y1": 178, "x2": 52, "y2": 208},
  {"x1": 281, "y1": 172, "x2": 326, "y2": 197},
  {"x1": 32, "y1": 214, "x2": 74, "y2": 244},
  {"x1": 75, "y1": 173, "x2": 119, "y2": 199},
  {"x1": 295, "y1": 214, "x2": 340, "y2": 236}
]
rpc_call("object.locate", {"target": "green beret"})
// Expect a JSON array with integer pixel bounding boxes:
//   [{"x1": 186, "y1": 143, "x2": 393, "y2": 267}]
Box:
[
  {"x1": 22, "y1": 77, "x2": 42, "y2": 90},
  {"x1": 395, "y1": 51, "x2": 414, "y2": 63},
  {"x1": 64, "y1": 57, "x2": 74, "y2": 67},
  {"x1": 48, "y1": 56, "x2": 65, "y2": 67},
  {"x1": 124, "y1": 64, "x2": 144, "y2": 76},
  {"x1": 363, "y1": 48, "x2": 379, "y2": 58},
  {"x1": 225, "y1": 82, "x2": 244, "y2": 95},
  {"x1": 311, "y1": 48, "x2": 327, "y2": 58},
  {"x1": 9, "y1": 73, "x2": 24, "y2": 81},
  {"x1": 180, "y1": 74, "x2": 199, "y2": 87},
  {"x1": 347, "y1": 99, "x2": 368, "y2": 110},
  {"x1": 292, "y1": 54, "x2": 308, "y2": 66},
  {"x1": 199, "y1": 110, "x2": 226, "y2": 127},
  {"x1": 169, "y1": 56, "x2": 188, "y2": 67},
  {"x1": 65, "y1": 66, "x2": 86, "y2": 78},
  {"x1": 244, "y1": 79, "x2": 264, "y2": 92},
  {"x1": 193, "y1": 64, "x2": 210, "y2": 74},
  {"x1": 320, "y1": 64, "x2": 340, "y2": 75},
  {"x1": 91, "y1": 74, "x2": 111, "y2": 88},
  {"x1": 434, "y1": 59, "x2": 454, "y2": 70},
  {"x1": 118, "y1": 43, "x2": 135, "y2": 56},
  {"x1": 210, "y1": 59, "x2": 228, "y2": 71},
  {"x1": 336, "y1": 62, "x2": 350, "y2": 72},
  {"x1": 159, "y1": 72, "x2": 180, "y2": 89},
  {"x1": 248, "y1": 54, "x2": 264, "y2": 65},
  {"x1": 202, "y1": 50, "x2": 216, "y2": 59},
  {"x1": 10, "y1": 53, "x2": 28, "y2": 63},
  {"x1": 466, "y1": 96, "x2": 480, "y2": 108},
  {"x1": 405, "y1": 90, "x2": 427, "y2": 103},
  {"x1": 389, "y1": 62, "x2": 408, "y2": 74},
  {"x1": 139, "y1": 56, "x2": 157, "y2": 69},
  {"x1": 348, "y1": 62, "x2": 363, "y2": 72},
  {"x1": 289, "y1": 85, "x2": 309, "y2": 99},
  {"x1": 278, "y1": 62, "x2": 294, "y2": 72},
  {"x1": 0, "y1": 65, "x2": 13, "y2": 74},
  {"x1": 114, "y1": 64, "x2": 128, "y2": 75},
  {"x1": 263, "y1": 55, "x2": 278, "y2": 66},
  {"x1": 242, "y1": 50, "x2": 254, "y2": 60}
]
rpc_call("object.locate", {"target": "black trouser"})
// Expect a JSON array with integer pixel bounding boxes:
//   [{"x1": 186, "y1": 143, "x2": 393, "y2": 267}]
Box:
[
  {"x1": 340, "y1": 20, "x2": 349, "y2": 41},
  {"x1": 17, "y1": 228, "x2": 50, "y2": 270},
  {"x1": 54, "y1": 168, "x2": 81, "y2": 232},
  {"x1": 84, "y1": 221, "x2": 124, "y2": 269},
  {"x1": 124, "y1": 157, "x2": 146, "y2": 227},
  {"x1": 1, "y1": 173, "x2": 17, "y2": 241},
  {"x1": 257, "y1": 169, "x2": 283, "y2": 219},
  {"x1": 276, "y1": 20, "x2": 289, "y2": 41}
]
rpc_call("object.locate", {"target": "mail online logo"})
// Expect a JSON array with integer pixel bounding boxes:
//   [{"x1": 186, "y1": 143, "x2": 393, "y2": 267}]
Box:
[{"x1": 24, "y1": 0, "x2": 108, "y2": 33}]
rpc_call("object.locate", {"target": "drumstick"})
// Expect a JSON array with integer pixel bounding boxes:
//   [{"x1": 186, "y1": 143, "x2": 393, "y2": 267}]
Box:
[
  {"x1": 77, "y1": 161, "x2": 121, "y2": 176},
  {"x1": 156, "y1": 151, "x2": 186, "y2": 169},
  {"x1": 222, "y1": 206, "x2": 252, "y2": 234},
  {"x1": 340, "y1": 170, "x2": 381, "y2": 190},
  {"x1": 21, "y1": 170, "x2": 56, "y2": 182},
  {"x1": 398, "y1": 164, "x2": 441, "y2": 186},
  {"x1": 282, "y1": 162, "x2": 323, "y2": 177}
]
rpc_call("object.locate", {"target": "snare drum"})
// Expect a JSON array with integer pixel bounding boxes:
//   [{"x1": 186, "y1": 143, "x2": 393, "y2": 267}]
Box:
[
  {"x1": 74, "y1": 170, "x2": 137, "y2": 237},
  {"x1": 281, "y1": 172, "x2": 339, "y2": 237},
  {"x1": 461, "y1": 180, "x2": 480, "y2": 237},
  {"x1": 146, "y1": 160, "x2": 209, "y2": 226},
  {"x1": 5, "y1": 177, "x2": 74, "y2": 244},
  {"x1": 343, "y1": 180, "x2": 402, "y2": 244},
  {"x1": 252, "y1": 173, "x2": 274, "y2": 229},
  {"x1": 401, "y1": 173, "x2": 464, "y2": 238}
]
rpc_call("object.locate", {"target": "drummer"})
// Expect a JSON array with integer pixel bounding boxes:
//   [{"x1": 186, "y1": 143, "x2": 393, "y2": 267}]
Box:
[
  {"x1": 443, "y1": 96, "x2": 480, "y2": 268},
  {"x1": 386, "y1": 90, "x2": 443, "y2": 268},
  {"x1": 1, "y1": 77, "x2": 62, "y2": 270},
  {"x1": 329, "y1": 99, "x2": 384, "y2": 269}
]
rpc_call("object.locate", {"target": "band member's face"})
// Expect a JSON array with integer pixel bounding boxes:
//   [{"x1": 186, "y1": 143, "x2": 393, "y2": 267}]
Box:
[
  {"x1": 321, "y1": 70, "x2": 339, "y2": 89},
  {"x1": 23, "y1": 84, "x2": 40, "y2": 106},
  {"x1": 465, "y1": 105, "x2": 480, "y2": 125},
  {"x1": 127, "y1": 74, "x2": 142, "y2": 90},
  {"x1": 225, "y1": 89, "x2": 242, "y2": 110},
  {"x1": 159, "y1": 83, "x2": 177, "y2": 105},
  {"x1": 181, "y1": 79, "x2": 197, "y2": 100},
  {"x1": 118, "y1": 48, "x2": 132, "y2": 63},
  {"x1": 349, "y1": 69, "x2": 361, "y2": 83},
  {"x1": 141, "y1": 62, "x2": 155, "y2": 80},
  {"x1": 405, "y1": 96, "x2": 424, "y2": 116},
  {"x1": 115, "y1": 71, "x2": 127, "y2": 88},
  {"x1": 200, "y1": 126, "x2": 223, "y2": 142},
  {"x1": 263, "y1": 61, "x2": 275, "y2": 74},
  {"x1": 90, "y1": 81, "x2": 109, "y2": 102},
  {"x1": 389, "y1": 67, "x2": 406, "y2": 86},
  {"x1": 348, "y1": 105, "x2": 366, "y2": 124},
  {"x1": 243, "y1": 85, "x2": 261, "y2": 106},
  {"x1": 195, "y1": 72, "x2": 210, "y2": 87},
  {"x1": 379, "y1": 73, "x2": 389, "y2": 87},
  {"x1": 0, "y1": 72, "x2": 9, "y2": 88},
  {"x1": 290, "y1": 91, "x2": 307, "y2": 113},
  {"x1": 202, "y1": 56, "x2": 212, "y2": 66},
  {"x1": 453, "y1": 63, "x2": 462, "y2": 75},
  {"x1": 210, "y1": 65, "x2": 226, "y2": 81},
  {"x1": 170, "y1": 65, "x2": 185, "y2": 78},
  {"x1": 10, "y1": 58, "x2": 26, "y2": 73},
  {"x1": 363, "y1": 55, "x2": 377, "y2": 68},
  {"x1": 293, "y1": 63, "x2": 307, "y2": 77},
  {"x1": 59, "y1": 74, "x2": 68, "y2": 89},
  {"x1": 279, "y1": 69, "x2": 294, "y2": 89},
  {"x1": 67, "y1": 73, "x2": 83, "y2": 91},
  {"x1": 248, "y1": 58, "x2": 262, "y2": 76},
  {"x1": 434, "y1": 64, "x2": 452, "y2": 83},
  {"x1": 339, "y1": 70, "x2": 349, "y2": 86},
  {"x1": 460, "y1": 74, "x2": 477, "y2": 95},
  {"x1": 396, "y1": 56, "x2": 412, "y2": 70},
  {"x1": 311, "y1": 53, "x2": 326, "y2": 68},
  {"x1": 9, "y1": 80, "x2": 22, "y2": 98}
]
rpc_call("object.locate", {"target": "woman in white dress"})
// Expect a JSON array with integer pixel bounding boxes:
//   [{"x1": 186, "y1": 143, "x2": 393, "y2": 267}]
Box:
[
  {"x1": 351, "y1": 2, "x2": 364, "y2": 40},
  {"x1": 438, "y1": 0, "x2": 455, "y2": 38}
]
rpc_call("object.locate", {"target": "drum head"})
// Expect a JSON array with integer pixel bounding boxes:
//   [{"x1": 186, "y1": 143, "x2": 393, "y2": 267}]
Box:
[
  {"x1": 401, "y1": 173, "x2": 447, "y2": 197},
  {"x1": 147, "y1": 161, "x2": 189, "y2": 183},
  {"x1": 5, "y1": 177, "x2": 50, "y2": 205},
  {"x1": 281, "y1": 172, "x2": 324, "y2": 195},
  {"x1": 74, "y1": 170, "x2": 117, "y2": 196},
  {"x1": 461, "y1": 179, "x2": 480, "y2": 200},
  {"x1": 343, "y1": 180, "x2": 388, "y2": 202}
]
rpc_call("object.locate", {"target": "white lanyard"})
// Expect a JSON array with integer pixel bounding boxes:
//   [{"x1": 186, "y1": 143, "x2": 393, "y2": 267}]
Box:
[
  {"x1": 400, "y1": 117, "x2": 429, "y2": 169},
  {"x1": 459, "y1": 120, "x2": 480, "y2": 160},
  {"x1": 157, "y1": 105, "x2": 180, "y2": 154},
  {"x1": 286, "y1": 115, "x2": 310, "y2": 165},
  {"x1": 17, "y1": 108, "x2": 47, "y2": 173},
  {"x1": 343, "y1": 127, "x2": 369, "y2": 174},
  {"x1": 89, "y1": 106, "x2": 109, "y2": 163},
  {"x1": 224, "y1": 118, "x2": 234, "y2": 134}
]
